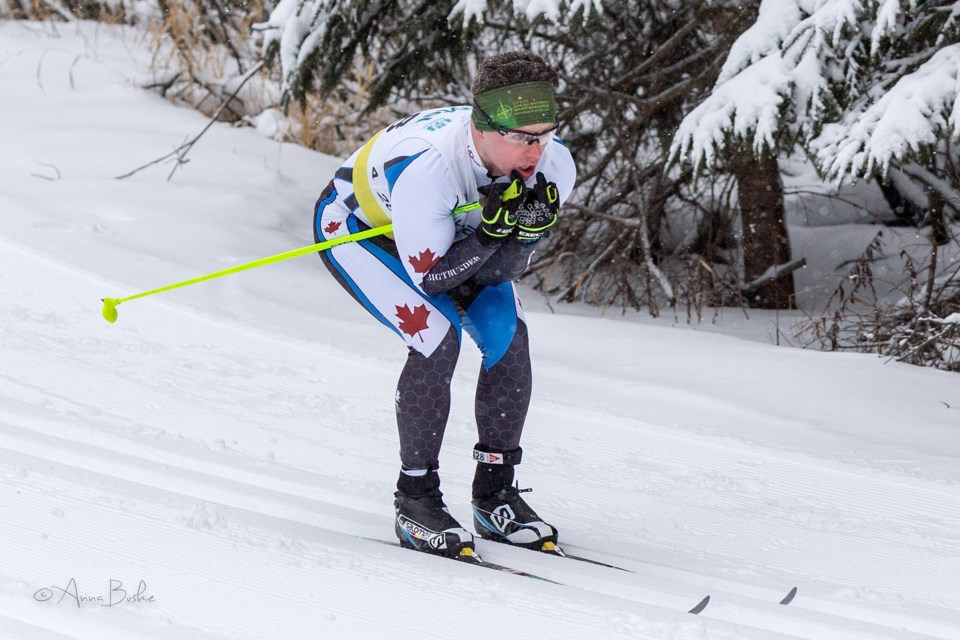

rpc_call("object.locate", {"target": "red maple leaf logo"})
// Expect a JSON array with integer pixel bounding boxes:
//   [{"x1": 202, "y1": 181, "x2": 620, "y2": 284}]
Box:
[
  {"x1": 324, "y1": 220, "x2": 342, "y2": 235},
  {"x1": 408, "y1": 249, "x2": 440, "y2": 274},
  {"x1": 396, "y1": 304, "x2": 430, "y2": 341}
]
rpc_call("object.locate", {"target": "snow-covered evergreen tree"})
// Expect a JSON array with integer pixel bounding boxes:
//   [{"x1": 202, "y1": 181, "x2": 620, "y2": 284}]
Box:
[
  {"x1": 671, "y1": 0, "x2": 960, "y2": 206},
  {"x1": 672, "y1": 0, "x2": 960, "y2": 363}
]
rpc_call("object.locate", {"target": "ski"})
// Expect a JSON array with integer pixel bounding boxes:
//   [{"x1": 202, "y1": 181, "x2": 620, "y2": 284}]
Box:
[
  {"x1": 545, "y1": 543, "x2": 797, "y2": 607},
  {"x1": 556, "y1": 548, "x2": 711, "y2": 614},
  {"x1": 780, "y1": 586, "x2": 798, "y2": 605},
  {"x1": 560, "y1": 552, "x2": 636, "y2": 573},
  {"x1": 689, "y1": 587, "x2": 794, "y2": 615},
  {"x1": 369, "y1": 539, "x2": 562, "y2": 584},
  {"x1": 561, "y1": 552, "x2": 632, "y2": 571},
  {"x1": 369, "y1": 537, "x2": 719, "y2": 614},
  {"x1": 688, "y1": 595, "x2": 711, "y2": 614},
  {"x1": 477, "y1": 540, "x2": 709, "y2": 614},
  {"x1": 491, "y1": 539, "x2": 635, "y2": 572},
  {"x1": 457, "y1": 555, "x2": 563, "y2": 584},
  {"x1": 543, "y1": 544, "x2": 633, "y2": 572}
]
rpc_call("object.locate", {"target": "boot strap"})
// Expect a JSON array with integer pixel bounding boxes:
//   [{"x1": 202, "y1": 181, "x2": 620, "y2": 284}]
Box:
[{"x1": 472, "y1": 445, "x2": 522, "y2": 465}]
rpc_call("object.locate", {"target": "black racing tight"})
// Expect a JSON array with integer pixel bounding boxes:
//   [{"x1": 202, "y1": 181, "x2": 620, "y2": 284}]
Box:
[{"x1": 396, "y1": 315, "x2": 532, "y2": 470}]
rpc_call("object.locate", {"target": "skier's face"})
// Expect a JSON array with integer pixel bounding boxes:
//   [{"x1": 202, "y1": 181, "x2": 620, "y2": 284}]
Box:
[{"x1": 474, "y1": 122, "x2": 554, "y2": 181}]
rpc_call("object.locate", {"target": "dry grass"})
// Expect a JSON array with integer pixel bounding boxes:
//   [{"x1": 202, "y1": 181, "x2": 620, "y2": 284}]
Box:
[
  {"x1": 141, "y1": 1, "x2": 397, "y2": 153},
  {"x1": 283, "y1": 62, "x2": 400, "y2": 156}
]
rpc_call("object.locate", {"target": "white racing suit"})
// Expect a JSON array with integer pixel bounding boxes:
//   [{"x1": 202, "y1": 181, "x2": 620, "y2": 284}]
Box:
[{"x1": 314, "y1": 106, "x2": 575, "y2": 470}]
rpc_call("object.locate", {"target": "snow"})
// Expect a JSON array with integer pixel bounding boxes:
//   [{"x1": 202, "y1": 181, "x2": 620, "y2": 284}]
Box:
[{"x1": 2, "y1": 19, "x2": 960, "y2": 640}]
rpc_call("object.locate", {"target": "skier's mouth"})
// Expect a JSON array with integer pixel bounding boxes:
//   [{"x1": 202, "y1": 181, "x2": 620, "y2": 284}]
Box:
[{"x1": 518, "y1": 165, "x2": 535, "y2": 179}]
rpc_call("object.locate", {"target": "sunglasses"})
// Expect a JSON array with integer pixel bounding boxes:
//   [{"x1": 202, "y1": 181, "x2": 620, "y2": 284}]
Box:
[{"x1": 473, "y1": 101, "x2": 559, "y2": 147}]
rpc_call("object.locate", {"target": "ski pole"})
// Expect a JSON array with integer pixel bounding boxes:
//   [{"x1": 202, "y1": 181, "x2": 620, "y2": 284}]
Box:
[{"x1": 101, "y1": 224, "x2": 393, "y2": 324}]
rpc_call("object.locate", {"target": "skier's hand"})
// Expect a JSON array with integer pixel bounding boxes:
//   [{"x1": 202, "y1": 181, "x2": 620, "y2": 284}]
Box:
[
  {"x1": 515, "y1": 172, "x2": 559, "y2": 243},
  {"x1": 478, "y1": 171, "x2": 526, "y2": 245}
]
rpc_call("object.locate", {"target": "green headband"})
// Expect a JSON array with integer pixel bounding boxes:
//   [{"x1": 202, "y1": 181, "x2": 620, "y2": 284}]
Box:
[{"x1": 472, "y1": 81, "x2": 558, "y2": 131}]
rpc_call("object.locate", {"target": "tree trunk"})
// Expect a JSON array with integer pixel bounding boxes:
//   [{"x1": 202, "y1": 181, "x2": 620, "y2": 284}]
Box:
[
  {"x1": 926, "y1": 174, "x2": 950, "y2": 247},
  {"x1": 876, "y1": 176, "x2": 923, "y2": 226},
  {"x1": 732, "y1": 153, "x2": 795, "y2": 309}
]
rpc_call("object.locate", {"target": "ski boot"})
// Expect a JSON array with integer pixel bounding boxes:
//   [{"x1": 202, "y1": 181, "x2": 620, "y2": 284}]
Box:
[
  {"x1": 470, "y1": 444, "x2": 562, "y2": 555},
  {"x1": 394, "y1": 468, "x2": 476, "y2": 560}
]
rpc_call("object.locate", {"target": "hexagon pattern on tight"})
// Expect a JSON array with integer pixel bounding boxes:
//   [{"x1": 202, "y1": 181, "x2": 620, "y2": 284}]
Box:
[
  {"x1": 395, "y1": 325, "x2": 459, "y2": 469},
  {"x1": 476, "y1": 320, "x2": 531, "y2": 450},
  {"x1": 396, "y1": 321, "x2": 532, "y2": 470}
]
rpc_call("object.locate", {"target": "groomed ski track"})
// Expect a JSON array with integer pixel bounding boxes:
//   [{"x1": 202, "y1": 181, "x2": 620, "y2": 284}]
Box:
[
  {"x1": 1, "y1": 239, "x2": 959, "y2": 640},
  {"x1": 2, "y1": 21, "x2": 960, "y2": 638}
]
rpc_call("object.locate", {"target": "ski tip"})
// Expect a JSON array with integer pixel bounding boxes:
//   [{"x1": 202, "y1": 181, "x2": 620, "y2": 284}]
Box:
[
  {"x1": 541, "y1": 541, "x2": 566, "y2": 556},
  {"x1": 780, "y1": 586, "x2": 798, "y2": 605},
  {"x1": 688, "y1": 595, "x2": 711, "y2": 615}
]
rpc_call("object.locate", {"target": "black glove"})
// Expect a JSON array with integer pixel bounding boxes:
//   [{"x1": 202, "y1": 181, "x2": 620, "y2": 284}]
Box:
[
  {"x1": 515, "y1": 172, "x2": 559, "y2": 243},
  {"x1": 477, "y1": 171, "x2": 526, "y2": 245}
]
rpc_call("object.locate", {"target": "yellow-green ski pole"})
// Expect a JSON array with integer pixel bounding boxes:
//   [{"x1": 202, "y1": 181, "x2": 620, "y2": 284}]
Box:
[{"x1": 101, "y1": 224, "x2": 393, "y2": 323}]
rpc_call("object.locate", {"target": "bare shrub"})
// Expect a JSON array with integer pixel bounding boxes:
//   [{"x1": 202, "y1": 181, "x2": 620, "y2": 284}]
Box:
[
  {"x1": 800, "y1": 231, "x2": 960, "y2": 372},
  {"x1": 143, "y1": 0, "x2": 270, "y2": 121},
  {"x1": 1, "y1": 0, "x2": 126, "y2": 21}
]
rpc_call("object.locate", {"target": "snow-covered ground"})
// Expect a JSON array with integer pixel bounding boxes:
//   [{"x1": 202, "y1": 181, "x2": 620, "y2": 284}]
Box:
[{"x1": 2, "y1": 20, "x2": 959, "y2": 640}]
